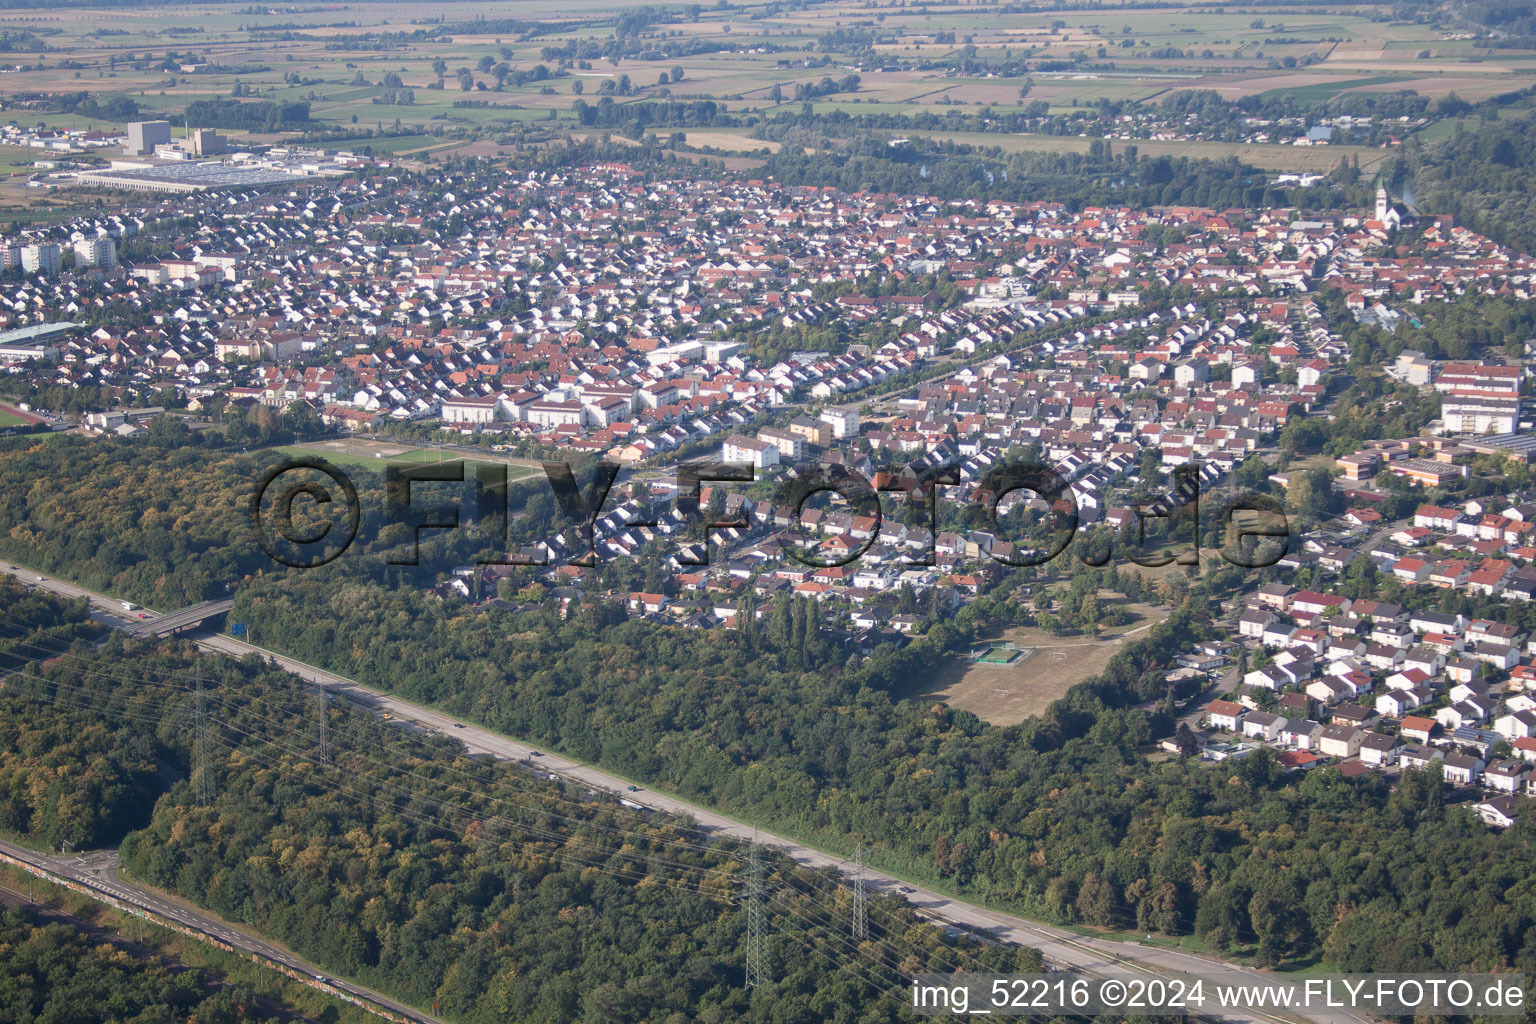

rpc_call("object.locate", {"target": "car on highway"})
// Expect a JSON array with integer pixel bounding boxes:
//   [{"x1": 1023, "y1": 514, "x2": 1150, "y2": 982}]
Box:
[
  {"x1": 137, "y1": 612, "x2": 148, "y2": 619},
  {"x1": 530, "y1": 751, "x2": 543, "y2": 756},
  {"x1": 452, "y1": 723, "x2": 464, "y2": 728},
  {"x1": 627, "y1": 785, "x2": 640, "y2": 792},
  {"x1": 897, "y1": 886, "x2": 915, "y2": 894}
]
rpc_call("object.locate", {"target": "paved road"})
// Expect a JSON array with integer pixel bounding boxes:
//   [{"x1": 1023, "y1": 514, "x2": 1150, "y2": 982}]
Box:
[
  {"x1": 1, "y1": 563, "x2": 1366, "y2": 1024},
  {"x1": 195, "y1": 640, "x2": 1364, "y2": 1024},
  {"x1": 0, "y1": 561, "x2": 145, "y2": 628},
  {"x1": 0, "y1": 837, "x2": 441, "y2": 1024},
  {"x1": 125, "y1": 597, "x2": 233, "y2": 638}
]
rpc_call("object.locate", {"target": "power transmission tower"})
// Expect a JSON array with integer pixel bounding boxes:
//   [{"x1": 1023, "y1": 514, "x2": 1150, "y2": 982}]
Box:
[
  {"x1": 852, "y1": 845, "x2": 868, "y2": 942},
  {"x1": 314, "y1": 688, "x2": 330, "y2": 763},
  {"x1": 745, "y1": 839, "x2": 766, "y2": 991},
  {"x1": 194, "y1": 678, "x2": 213, "y2": 804}
]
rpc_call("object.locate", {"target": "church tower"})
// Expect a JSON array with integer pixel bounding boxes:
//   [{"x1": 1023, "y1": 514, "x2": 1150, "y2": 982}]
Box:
[{"x1": 1374, "y1": 184, "x2": 1400, "y2": 230}]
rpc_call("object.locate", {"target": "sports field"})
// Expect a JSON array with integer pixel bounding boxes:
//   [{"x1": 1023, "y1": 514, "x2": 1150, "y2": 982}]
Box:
[
  {"x1": 270, "y1": 438, "x2": 543, "y2": 478},
  {"x1": 903, "y1": 595, "x2": 1165, "y2": 725}
]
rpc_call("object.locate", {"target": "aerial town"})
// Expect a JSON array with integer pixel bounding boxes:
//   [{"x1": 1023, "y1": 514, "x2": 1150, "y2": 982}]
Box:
[
  {"x1": 11, "y1": 2, "x2": 1536, "y2": 1020},
  {"x1": 0, "y1": 147, "x2": 1533, "y2": 834}
]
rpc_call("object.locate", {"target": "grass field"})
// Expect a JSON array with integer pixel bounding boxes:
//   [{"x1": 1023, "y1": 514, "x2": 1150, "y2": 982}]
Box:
[
  {"x1": 902, "y1": 593, "x2": 1166, "y2": 725},
  {"x1": 269, "y1": 439, "x2": 543, "y2": 479}
]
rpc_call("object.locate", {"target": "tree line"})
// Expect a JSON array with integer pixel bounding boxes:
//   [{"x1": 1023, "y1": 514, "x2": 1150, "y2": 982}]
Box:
[{"x1": 0, "y1": 582, "x2": 1032, "y2": 1023}]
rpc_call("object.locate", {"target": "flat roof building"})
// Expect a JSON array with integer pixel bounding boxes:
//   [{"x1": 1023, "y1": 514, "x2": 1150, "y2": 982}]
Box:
[
  {"x1": 1460, "y1": 432, "x2": 1536, "y2": 465},
  {"x1": 0, "y1": 321, "x2": 80, "y2": 362},
  {"x1": 124, "y1": 120, "x2": 171, "y2": 157},
  {"x1": 71, "y1": 161, "x2": 306, "y2": 194}
]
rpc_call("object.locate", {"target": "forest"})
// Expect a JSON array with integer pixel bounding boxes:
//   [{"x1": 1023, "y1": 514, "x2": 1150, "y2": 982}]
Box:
[
  {"x1": 751, "y1": 135, "x2": 1346, "y2": 214},
  {"x1": 7, "y1": 436, "x2": 1536, "y2": 977},
  {"x1": 228, "y1": 557, "x2": 1536, "y2": 975},
  {"x1": 182, "y1": 98, "x2": 313, "y2": 131},
  {"x1": 0, "y1": 905, "x2": 321, "y2": 1024},
  {"x1": 0, "y1": 583, "x2": 1032, "y2": 1024},
  {"x1": 0, "y1": 435, "x2": 275, "y2": 608},
  {"x1": 1407, "y1": 102, "x2": 1536, "y2": 258}
]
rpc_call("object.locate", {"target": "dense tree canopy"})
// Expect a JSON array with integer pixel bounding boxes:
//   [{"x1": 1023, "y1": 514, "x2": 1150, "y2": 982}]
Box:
[{"x1": 0, "y1": 583, "x2": 1029, "y2": 1023}]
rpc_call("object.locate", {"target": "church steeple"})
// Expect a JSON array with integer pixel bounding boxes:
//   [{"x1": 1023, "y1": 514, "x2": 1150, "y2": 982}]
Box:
[{"x1": 1373, "y1": 183, "x2": 1400, "y2": 230}]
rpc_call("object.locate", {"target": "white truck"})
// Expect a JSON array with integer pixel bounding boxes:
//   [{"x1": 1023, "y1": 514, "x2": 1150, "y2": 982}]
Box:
[{"x1": 120, "y1": 601, "x2": 134, "y2": 612}]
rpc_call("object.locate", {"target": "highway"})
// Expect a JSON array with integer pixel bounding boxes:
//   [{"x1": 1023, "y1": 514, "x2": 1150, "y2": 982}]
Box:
[
  {"x1": 124, "y1": 597, "x2": 234, "y2": 638},
  {"x1": 196, "y1": 636, "x2": 1370, "y2": 1024},
  {"x1": 0, "y1": 563, "x2": 1365, "y2": 1024},
  {"x1": 0, "y1": 563, "x2": 145, "y2": 629},
  {"x1": 0, "y1": 837, "x2": 442, "y2": 1024}
]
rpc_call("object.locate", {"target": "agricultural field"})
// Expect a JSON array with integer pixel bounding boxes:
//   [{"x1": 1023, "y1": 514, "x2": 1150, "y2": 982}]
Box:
[{"x1": 0, "y1": 0, "x2": 1526, "y2": 149}]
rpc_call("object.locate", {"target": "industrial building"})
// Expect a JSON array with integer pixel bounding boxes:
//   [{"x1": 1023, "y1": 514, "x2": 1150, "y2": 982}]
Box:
[
  {"x1": 70, "y1": 161, "x2": 307, "y2": 194},
  {"x1": 123, "y1": 120, "x2": 172, "y2": 156},
  {"x1": 191, "y1": 128, "x2": 227, "y2": 156},
  {"x1": 0, "y1": 321, "x2": 80, "y2": 362}
]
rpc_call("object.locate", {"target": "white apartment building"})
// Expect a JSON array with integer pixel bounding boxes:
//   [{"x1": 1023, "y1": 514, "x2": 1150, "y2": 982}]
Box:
[
  {"x1": 20, "y1": 243, "x2": 61, "y2": 275},
  {"x1": 757, "y1": 426, "x2": 804, "y2": 461},
  {"x1": 74, "y1": 236, "x2": 117, "y2": 269},
  {"x1": 527, "y1": 400, "x2": 585, "y2": 429},
  {"x1": 819, "y1": 406, "x2": 860, "y2": 439},
  {"x1": 441, "y1": 396, "x2": 503, "y2": 424},
  {"x1": 722, "y1": 435, "x2": 779, "y2": 469},
  {"x1": 1443, "y1": 395, "x2": 1520, "y2": 435}
]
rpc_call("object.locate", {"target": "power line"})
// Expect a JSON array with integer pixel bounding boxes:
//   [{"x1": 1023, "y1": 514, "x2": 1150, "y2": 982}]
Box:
[
  {"x1": 3, "y1": 657, "x2": 983, "y2": 1006},
  {"x1": 0, "y1": 620, "x2": 731, "y2": 859},
  {"x1": 745, "y1": 837, "x2": 766, "y2": 991},
  {"x1": 0, "y1": 621, "x2": 993, "y2": 983},
  {"x1": 0, "y1": 619, "x2": 1009, "y2": 989},
  {"x1": 314, "y1": 687, "x2": 330, "y2": 764},
  {"x1": 194, "y1": 675, "x2": 212, "y2": 804},
  {"x1": 852, "y1": 843, "x2": 868, "y2": 942},
  {"x1": 7, "y1": 627, "x2": 999, "y2": 978},
  {"x1": 0, "y1": 620, "x2": 728, "y2": 860}
]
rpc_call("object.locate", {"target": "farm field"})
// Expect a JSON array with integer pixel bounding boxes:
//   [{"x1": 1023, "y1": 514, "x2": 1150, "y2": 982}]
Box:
[{"x1": 0, "y1": 0, "x2": 1523, "y2": 147}]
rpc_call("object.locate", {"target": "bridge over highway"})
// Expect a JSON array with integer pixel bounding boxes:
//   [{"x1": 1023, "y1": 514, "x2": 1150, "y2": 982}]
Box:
[{"x1": 124, "y1": 597, "x2": 234, "y2": 638}]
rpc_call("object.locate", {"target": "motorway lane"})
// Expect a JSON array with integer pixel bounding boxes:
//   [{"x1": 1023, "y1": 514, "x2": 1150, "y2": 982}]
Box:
[
  {"x1": 0, "y1": 561, "x2": 145, "y2": 630},
  {"x1": 0, "y1": 837, "x2": 442, "y2": 1024},
  {"x1": 196, "y1": 642, "x2": 1361, "y2": 1024},
  {"x1": 1, "y1": 563, "x2": 1366, "y2": 1024}
]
